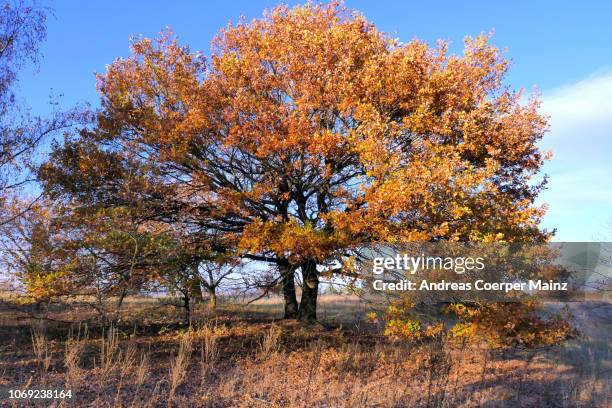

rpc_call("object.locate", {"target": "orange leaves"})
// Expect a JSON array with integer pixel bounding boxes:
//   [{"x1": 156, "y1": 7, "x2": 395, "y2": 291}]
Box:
[
  {"x1": 97, "y1": 30, "x2": 209, "y2": 162},
  {"x1": 80, "y1": 1, "x2": 552, "y2": 277}
]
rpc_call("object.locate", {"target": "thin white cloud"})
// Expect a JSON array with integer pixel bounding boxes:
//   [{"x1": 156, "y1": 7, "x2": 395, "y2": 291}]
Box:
[
  {"x1": 537, "y1": 73, "x2": 612, "y2": 240},
  {"x1": 543, "y1": 74, "x2": 612, "y2": 121},
  {"x1": 540, "y1": 73, "x2": 612, "y2": 162}
]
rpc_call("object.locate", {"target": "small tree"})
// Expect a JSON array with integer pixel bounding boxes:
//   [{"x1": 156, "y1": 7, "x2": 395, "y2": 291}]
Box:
[
  {"x1": 0, "y1": 1, "x2": 85, "y2": 229},
  {"x1": 197, "y1": 261, "x2": 235, "y2": 309},
  {"x1": 0, "y1": 1, "x2": 47, "y2": 223}
]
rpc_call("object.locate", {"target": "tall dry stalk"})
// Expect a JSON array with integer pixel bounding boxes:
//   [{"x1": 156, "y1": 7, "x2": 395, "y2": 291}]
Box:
[
  {"x1": 201, "y1": 333, "x2": 218, "y2": 365},
  {"x1": 168, "y1": 335, "x2": 192, "y2": 404},
  {"x1": 64, "y1": 337, "x2": 86, "y2": 387},
  {"x1": 31, "y1": 325, "x2": 51, "y2": 371},
  {"x1": 128, "y1": 352, "x2": 150, "y2": 408},
  {"x1": 100, "y1": 324, "x2": 120, "y2": 373},
  {"x1": 425, "y1": 336, "x2": 453, "y2": 407},
  {"x1": 143, "y1": 380, "x2": 162, "y2": 408},
  {"x1": 120, "y1": 343, "x2": 137, "y2": 378},
  {"x1": 199, "y1": 326, "x2": 218, "y2": 393},
  {"x1": 135, "y1": 352, "x2": 150, "y2": 388},
  {"x1": 111, "y1": 343, "x2": 137, "y2": 408}
]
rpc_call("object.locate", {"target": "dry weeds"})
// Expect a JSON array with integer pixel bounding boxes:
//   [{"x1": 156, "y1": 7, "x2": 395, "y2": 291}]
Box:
[{"x1": 0, "y1": 296, "x2": 609, "y2": 407}]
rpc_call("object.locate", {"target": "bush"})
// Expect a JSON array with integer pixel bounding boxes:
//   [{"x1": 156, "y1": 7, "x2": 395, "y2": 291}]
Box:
[
  {"x1": 382, "y1": 300, "x2": 575, "y2": 348},
  {"x1": 446, "y1": 301, "x2": 575, "y2": 348}
]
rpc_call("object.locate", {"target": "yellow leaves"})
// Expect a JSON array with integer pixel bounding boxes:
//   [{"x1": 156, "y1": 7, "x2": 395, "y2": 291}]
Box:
[
  {"x1": 24, "y1": 266, "x2": 74, "y2": 302},
  {"x1": 239, "y1": 219, "x2": 343, "y2": 263},
  {"x1": 432, "y1": 222, "x2": 450, "y2": 237},
  {"x1": 381, "y1": 299, "x2": 572, "y2": 349},
  {"x1": 365, "y1": 311, "x2": 378, "y2": 324},
  {"x1": 482, "y1": 233, "x2": 505, "y2": 243},
  {"x1": 445, "y1": 302, "x2": 575, "y2": 348},
  {"x1": 383, "y1": 300, "x2": 445, "y2": 341},
  {"x1": 424, "y1": 322, "x2": 445, "y2": 338}
]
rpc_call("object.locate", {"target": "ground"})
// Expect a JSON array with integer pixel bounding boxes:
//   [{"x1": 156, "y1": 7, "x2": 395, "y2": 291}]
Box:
[{"x1": 0, "y1": 294, "x2": 609, "y2": 407}]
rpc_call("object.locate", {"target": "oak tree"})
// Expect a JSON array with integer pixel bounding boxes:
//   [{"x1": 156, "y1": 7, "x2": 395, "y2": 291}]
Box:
[{"x1": 40, "y1": 2, "x2": 551, "y2": 323}]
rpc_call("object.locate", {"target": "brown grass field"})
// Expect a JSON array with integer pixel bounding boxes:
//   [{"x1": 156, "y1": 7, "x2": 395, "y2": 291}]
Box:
[{"x1": 0, "y1": 294, "x2": 610, "y2": 407}]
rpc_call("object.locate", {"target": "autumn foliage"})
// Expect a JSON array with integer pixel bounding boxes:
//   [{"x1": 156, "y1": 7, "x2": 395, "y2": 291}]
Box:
[
  {"x1": 377, "y1": 299, "x2": 574, "y2": 349},
  {"x1": 25, "y1": 1, "x2": 561, "y2": 334},
  {"x1": 445, "y1": 301, "x2": 574, "y2": 348}
]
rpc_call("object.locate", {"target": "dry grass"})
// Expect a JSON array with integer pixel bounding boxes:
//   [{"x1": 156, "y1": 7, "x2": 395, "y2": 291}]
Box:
[
  {"x1": 63, "y1": 336, "x2": 85, "y2": 388},
  {"x1": 30, "y1": 324, "x2": 51, "y2": 372},
  {"x1": 0, "y1": 295, "x2": 609, "y2": 407},
  {"x1": 259, "y1": 324, "x2": 281, "y2": 355},
  {"x1": 199, "y1": 323, "x2": 219, "y2": 386},
  {"x1": 168, "y1": 335, "x2": 192, "y2": 405},
  {"x1": 135, "y1": 352, "x2": 150, "y2": 388},
  {"x1": 100, "y1": 324, "x2": 120, "y2": 373}
]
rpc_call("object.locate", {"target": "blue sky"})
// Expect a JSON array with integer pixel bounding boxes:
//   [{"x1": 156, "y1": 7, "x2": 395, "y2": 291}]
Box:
[{"x1": 15, "y1": 0, "x2": 612, "y2": 241}]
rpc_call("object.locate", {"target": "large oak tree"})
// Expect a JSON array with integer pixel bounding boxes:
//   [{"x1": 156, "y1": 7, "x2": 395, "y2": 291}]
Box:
[{"x1": 39, "y1": 2, "x2": 550, "y2": 322}]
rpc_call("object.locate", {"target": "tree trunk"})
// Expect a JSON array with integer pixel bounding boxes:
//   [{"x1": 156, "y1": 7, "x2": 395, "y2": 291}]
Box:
[
  {"x1": 190, "y1": 275, "x2": 204, "y2": 303},
  {"x1": 116, "y1": 285, "x2": 127, "y2": 309},
  {"x1": 280, "y1": 262, "x2": 299, "y2": 319},
  {"x1": 298, "y1": 260, "x2": 319, "y2": 323},
  {"x1": 207, "y1": 287, "x2": 217, "y2": 310},
  {"x1": 182, "y1": 292, "x2": 191, "y2": 323}
]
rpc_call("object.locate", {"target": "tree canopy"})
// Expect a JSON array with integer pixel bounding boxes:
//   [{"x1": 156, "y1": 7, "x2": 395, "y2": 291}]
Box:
[{"x1": 36, "y1": 2, "x2": 551, "y2": 322}]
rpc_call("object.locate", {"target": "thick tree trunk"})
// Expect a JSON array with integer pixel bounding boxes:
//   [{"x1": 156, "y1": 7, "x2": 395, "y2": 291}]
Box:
[
  {"x1": 280, "y1": 262, "x2": 298, "y2": 319},
  {"x1": 298, "y1": 260, "x2": 319, "y2": 323},
  {"x1": 190, "y1": 275, "x2": 204, "y2": 303},
  {"x1": 207, "y1": 287, "x2": 217, "y2": 309}
]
